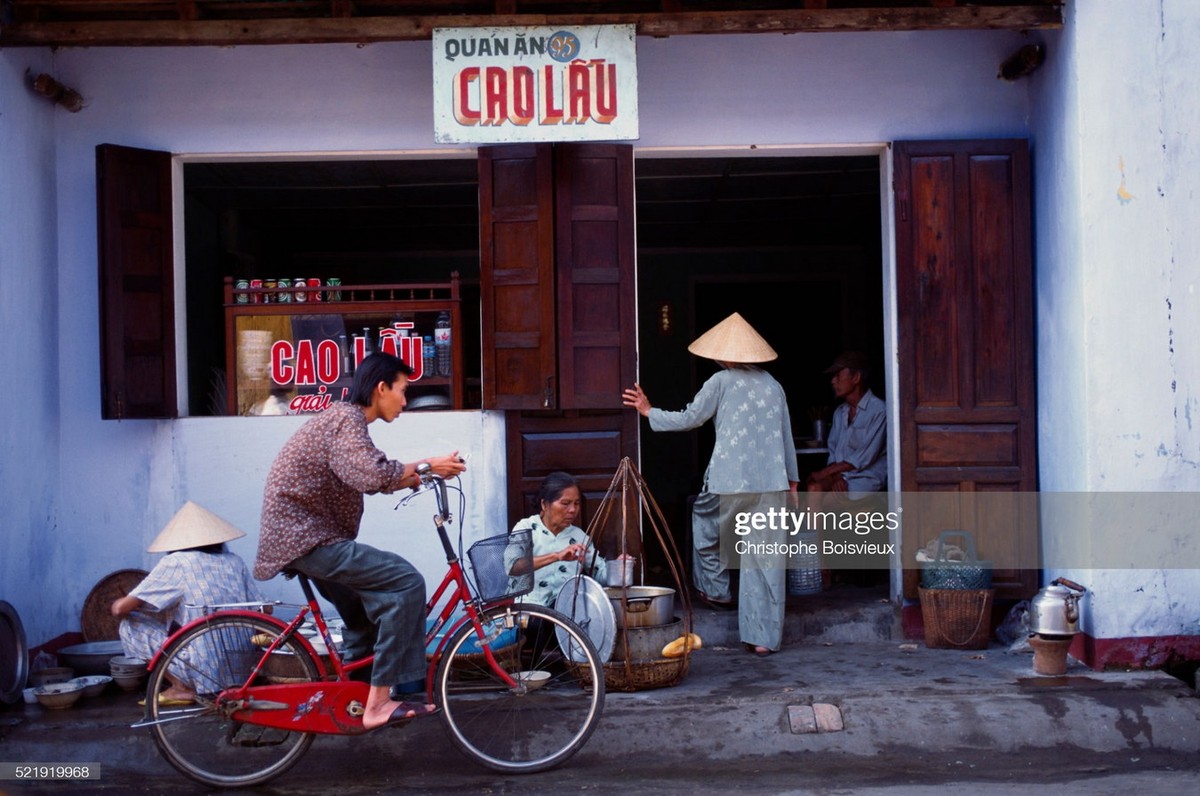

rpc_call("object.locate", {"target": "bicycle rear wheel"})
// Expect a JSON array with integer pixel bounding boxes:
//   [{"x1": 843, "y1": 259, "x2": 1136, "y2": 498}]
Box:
[
  {"x1": 146, "y1": 614, "x2": 321, "y2": 788},
  {"x1": 435, "y1": 604, "x2": 605, "y2": 773}
]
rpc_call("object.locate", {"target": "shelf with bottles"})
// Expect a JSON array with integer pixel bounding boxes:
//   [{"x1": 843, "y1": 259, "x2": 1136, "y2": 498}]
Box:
[{"x1": 223, "y1": 274, "x2": 463, "y2": 417}]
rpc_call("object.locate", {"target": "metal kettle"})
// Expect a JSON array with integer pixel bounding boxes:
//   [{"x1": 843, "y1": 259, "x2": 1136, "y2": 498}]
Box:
[{"x1": 1029, "y1": 577, "x2": 1086, "y2": 636}]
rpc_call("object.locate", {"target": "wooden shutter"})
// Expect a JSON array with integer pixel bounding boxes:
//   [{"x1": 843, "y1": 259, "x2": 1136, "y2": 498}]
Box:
[
  {"x1": 894, "y1": 139, "x2": 1038, "y2": 599},
  {"x1": 554, "y1": 144, "x2": 637, "y2": 408},
  {"x1": 97, "y1": 143, "x2": 176, "y2": 419},
  {"x1": 479, "y1": 144, "x2": 557, "y2": 410}
]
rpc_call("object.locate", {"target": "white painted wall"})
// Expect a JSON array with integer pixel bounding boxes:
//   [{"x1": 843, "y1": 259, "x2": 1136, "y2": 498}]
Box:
[
  {"x1": 1033, "y1": 0, "x2": 1200, "y2": 641},
  {"x1": 5, "y1": 28, "x2": 1041, "y2": 646},
  {"x1": 0, "y1": 48, "x2": 63, "y2": 641}
]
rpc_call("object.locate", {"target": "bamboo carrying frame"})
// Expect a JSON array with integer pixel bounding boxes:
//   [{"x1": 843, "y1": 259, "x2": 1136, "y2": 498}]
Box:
[{"x1": 576, "y1": 457, "x2": 694, "y2": 691}]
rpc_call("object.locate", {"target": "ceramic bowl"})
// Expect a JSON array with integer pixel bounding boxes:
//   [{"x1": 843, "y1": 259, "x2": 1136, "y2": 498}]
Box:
[
  {"x1": 109, "y1": 656, "x2": 147, "y2": 676},
  {"x1": 34, "y1": 681, "x2": 85, "y2": 709},
  {"x1": 514, "y1": 670, "x2": 551, "y2": 690},
  {"x1": 28, "y1": 667, "x2": 75, "y2": 687},
  {"x1": 70, "y1": 675, "x2": 113, "y2": 697},
  {"x1": 111, "y1": 672, "x2": 146, "y2": 692}
]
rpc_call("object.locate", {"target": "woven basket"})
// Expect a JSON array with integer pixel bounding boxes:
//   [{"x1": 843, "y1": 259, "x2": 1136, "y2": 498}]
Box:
[
  {"x1": 787, "y1": 566, "x2": 823, "y2": 596},
  {"x1": 81, "y1": 569, "x2": 149, "y2": 641},
  {"x1": 569, "y1": 656, "x2": 687, "y2": 692},
  {"x1": 920, "y1": 530, "x2": 992, "y2": 590},
  {"x1": 787, "y1": 532, "x2": 822, "y2": 595},
  {"x1": 919, "y1": 587, "x2": 994, "y2": 650}
]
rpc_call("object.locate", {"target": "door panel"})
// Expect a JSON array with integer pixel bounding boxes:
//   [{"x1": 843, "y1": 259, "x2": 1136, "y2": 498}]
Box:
[
  {"x1": 479, "y1": 144, "x2": 556, "y2": 410},
  {"x1": 505, "y1": 410, "x2": 639, "y2": 552},
  {"x1": 491, "y1": 143, "x2": 639, "y2": 552},
  {"x1": 555, "y1": 144, "x2": 636, "y2": 409},
  {"x1": 895, "y1": 139, "x2": 1038, "y2": 599},
  {"x1": 96, "y1": 143, "x2": 176, "y2": 419}
]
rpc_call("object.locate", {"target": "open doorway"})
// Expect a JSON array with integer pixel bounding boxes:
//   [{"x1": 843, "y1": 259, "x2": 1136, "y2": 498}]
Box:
[{"x1": 633, "y1": 151, "x2": 887, "y2": 593}]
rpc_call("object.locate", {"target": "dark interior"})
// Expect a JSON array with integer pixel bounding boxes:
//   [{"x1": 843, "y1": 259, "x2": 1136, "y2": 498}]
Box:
[{"x1": 183, "y1": 153, "x2": 885, "y2": 548}]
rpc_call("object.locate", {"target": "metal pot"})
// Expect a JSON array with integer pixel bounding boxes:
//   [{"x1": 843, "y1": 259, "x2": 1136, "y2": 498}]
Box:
[
  {"x1": 605, "y1": 586, "x2": 675, "y2": 628},
  {"x1": 1029, "y1": 577, "x2": 1086, "y2": 636},
  {"x1": 607, "y1": 557, "x2": 637, "y2": 588},
  {"x1": 612, "y1": 618, "x2": 683, "y2": 661}
]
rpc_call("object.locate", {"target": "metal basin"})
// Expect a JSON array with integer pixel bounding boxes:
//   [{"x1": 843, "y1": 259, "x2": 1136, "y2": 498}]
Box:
[{"x1": 605, "y1": 586, "x2": 675, "y2": 628}]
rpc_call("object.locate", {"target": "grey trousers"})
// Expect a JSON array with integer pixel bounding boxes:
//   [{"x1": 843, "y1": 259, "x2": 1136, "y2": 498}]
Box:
[
  {"x1": 291, "y1": 539, "x2": 427, "y2": 687},
  {"x1": 691, "y1": 490, "x2": 787, "y2": 652}
]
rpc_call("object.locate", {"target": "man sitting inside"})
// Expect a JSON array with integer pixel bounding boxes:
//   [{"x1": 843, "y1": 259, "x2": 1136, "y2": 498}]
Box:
[{"x1": 807, "y1": 351, "x2": 887, "y2": 496}]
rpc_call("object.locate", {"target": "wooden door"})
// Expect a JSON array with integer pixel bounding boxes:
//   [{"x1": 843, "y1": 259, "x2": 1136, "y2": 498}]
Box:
[
  {"x1": 554, "y1": 144, "x2": 637, "y2": 409},
  {"x1": 96, "y1": 143, "x2": 176, "y2": 419},
  {"x1": 894, "y1": 139, "x2": 1038, "y2": 599},
  {"x1": 479, "y1": 144, "x2": 556, "y2": 410},
  {"x1": 481, "y1": 144, "x2": 639, "y2": 536}
]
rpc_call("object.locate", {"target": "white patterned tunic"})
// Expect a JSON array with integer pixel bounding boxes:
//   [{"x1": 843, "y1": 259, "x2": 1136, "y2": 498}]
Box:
[
  {"x1": 506, "y1": 515, "x2": 607, "y2": 607},
  {"x1": 648, "y1": 365, "x2": 799, "y2": 493},
  {"x1": 118, "y1": 550, "x2": 264, "y2": 691}
]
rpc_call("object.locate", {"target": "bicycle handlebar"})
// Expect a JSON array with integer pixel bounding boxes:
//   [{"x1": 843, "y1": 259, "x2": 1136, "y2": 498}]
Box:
[{"x1": 407, "y1": 461, "x2": 453, "y2": 523}]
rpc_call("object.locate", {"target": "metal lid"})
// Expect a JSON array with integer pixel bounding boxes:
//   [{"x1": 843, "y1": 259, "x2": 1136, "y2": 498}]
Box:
[{"x1": 553, "y1": 575, "x2": 616, "y2": 664}]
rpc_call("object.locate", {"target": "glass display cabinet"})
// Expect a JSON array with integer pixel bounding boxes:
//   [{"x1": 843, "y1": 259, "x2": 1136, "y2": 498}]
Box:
[{"x1": 222, "y1": 274, "x2": 464, "y2": 416}]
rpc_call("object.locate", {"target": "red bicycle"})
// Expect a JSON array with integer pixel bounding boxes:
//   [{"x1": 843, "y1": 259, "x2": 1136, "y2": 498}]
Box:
[{"x1": 135, "y1": 467, "x2": 605, "y2": 788}]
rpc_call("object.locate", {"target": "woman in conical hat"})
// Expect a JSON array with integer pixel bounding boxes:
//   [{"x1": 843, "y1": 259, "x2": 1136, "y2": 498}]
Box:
[
  {"x1": 623, "y1": 312, "x2": 798, "y2": 656},
  {"x1": 110, "y1": 502, "x2": 264, "y2": 704}
]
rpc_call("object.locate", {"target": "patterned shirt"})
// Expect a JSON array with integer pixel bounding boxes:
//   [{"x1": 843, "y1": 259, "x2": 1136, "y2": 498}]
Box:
[
  {"x1": 649, "y1": 366, "x2": 799, "y2": 494},
  {"x1": 129, "y1": 550, "x2": 263, "y2": 626},
  {"x1": 254, "y1": 401, "x2": 408, "y2": 580},
  {"x1": 121, "y1": 550, "x2": 265, "y2": 684},
  {"x1": 506, "y1": 514, "x2": 607, "y2": 607}
]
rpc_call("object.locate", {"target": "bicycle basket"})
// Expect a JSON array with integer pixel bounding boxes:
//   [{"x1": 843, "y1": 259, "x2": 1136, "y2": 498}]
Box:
[{"x1": 467, "y1": 529, "x2": 533, "y2": 602}]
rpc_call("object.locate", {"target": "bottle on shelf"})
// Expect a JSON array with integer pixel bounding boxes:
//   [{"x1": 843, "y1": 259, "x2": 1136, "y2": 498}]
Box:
[
  {"x1": 434, "y1": 311, "x2": 452, "y2": 377},
  {"x1": 422, "y1": 335, "x2": 435, "y2": 379}
]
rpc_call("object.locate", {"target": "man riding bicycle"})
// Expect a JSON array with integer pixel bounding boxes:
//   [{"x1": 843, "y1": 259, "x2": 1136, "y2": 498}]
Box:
[{"x1": 254, "y1": 352, "x2": 467, "y2": 731}]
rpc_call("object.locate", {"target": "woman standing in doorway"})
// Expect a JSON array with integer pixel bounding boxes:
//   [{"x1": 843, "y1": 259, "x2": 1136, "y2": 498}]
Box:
[{"x1": 623, "y1": 312, "x2": 798, "y2": 655}]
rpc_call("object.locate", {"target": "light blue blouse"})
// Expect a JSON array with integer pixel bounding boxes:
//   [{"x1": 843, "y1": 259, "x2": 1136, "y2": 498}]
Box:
[
  {"x1": 826, "y1": 388, "x2": 888, "y2": 493},
  {"x1": 648, "y1": 366, "x2": 799, "y2": 494}
]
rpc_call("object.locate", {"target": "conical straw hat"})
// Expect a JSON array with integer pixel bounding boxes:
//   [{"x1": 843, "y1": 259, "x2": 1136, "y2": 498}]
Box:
[
  {"x1": 687, "y1": 312, "x2": 778, "y2": 363},
  {"x1": 147, "y1": 501, "x2": 246, "y2": 553}
]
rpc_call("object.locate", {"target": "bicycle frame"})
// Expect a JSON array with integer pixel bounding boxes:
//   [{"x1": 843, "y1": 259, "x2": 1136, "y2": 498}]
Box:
[{"x1": 142, "y1": 473, "x2": 517, "y2": 736}]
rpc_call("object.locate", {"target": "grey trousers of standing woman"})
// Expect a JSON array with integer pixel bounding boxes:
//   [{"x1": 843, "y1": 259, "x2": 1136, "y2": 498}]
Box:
[
  {"x1": 290, "y1": 539, "x2": 427, "y2": 687},
  {"x1": 692, "y1": 490, "x2": 787, "y2": 652}
]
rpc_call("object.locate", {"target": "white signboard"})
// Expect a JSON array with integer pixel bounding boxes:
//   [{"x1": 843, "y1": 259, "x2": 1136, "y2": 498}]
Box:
[{"x1": 432, "y1": 25, "x2": 639, "y2": 144}]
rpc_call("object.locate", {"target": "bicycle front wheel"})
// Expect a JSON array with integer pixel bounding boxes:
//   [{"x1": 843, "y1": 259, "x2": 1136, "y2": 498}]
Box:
[
  {"x1": 146, "y1": 614, "x2": 321, "y2": 788},
  {"x1": 435, "y1": 604, "x2": 605, "y2": 773}
]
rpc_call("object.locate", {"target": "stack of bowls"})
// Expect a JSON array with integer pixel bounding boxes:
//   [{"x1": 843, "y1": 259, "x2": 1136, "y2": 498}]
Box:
[
  {"x1": 33, "y1": 681, "x2": 86, "y2": 710},
  {"x1": 109, "y1": 656, "x2": 147, "y2": 691}
]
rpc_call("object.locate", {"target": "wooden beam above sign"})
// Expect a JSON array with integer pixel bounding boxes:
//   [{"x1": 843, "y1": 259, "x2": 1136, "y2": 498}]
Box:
[{"x1": 0, "y1": 4, "x2": 1063, "y2": 47}]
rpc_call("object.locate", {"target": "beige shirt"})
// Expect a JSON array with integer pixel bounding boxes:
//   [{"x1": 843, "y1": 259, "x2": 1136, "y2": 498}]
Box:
[{"x1": 254, "y1": 401, "x2": 408, "y2": 580}]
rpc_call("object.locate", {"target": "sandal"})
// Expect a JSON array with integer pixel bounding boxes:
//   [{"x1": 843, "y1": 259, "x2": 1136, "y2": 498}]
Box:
[{"x1": 743, "y1": 643, "x2": 774, "y2": 657}]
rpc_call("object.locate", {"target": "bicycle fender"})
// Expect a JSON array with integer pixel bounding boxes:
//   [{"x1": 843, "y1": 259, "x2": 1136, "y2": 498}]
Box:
[{"x1": 230, "y1": 681, "x2": 371, "y2": 735}]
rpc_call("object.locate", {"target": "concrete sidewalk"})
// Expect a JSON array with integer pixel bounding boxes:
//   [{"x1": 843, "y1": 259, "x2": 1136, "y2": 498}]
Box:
[{"x1": 4, "y1": 596, "x2": 1200, "y2": 787}]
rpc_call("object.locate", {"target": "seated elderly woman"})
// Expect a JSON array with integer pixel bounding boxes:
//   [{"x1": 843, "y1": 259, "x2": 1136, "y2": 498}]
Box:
[{"x1": 505, "y1": 471, "x2": 606, "y2": 606}]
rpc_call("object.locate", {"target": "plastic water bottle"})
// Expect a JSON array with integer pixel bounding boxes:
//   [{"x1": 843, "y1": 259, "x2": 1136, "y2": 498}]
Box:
[
  {"x1": 434, "y1": 311, "x2": 452, "y2": 376},
  {"x1": 422, "y1": 335, "x2": 435, "y2": 378}
]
